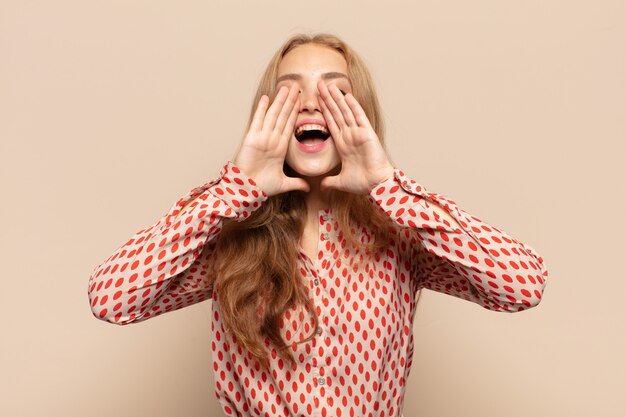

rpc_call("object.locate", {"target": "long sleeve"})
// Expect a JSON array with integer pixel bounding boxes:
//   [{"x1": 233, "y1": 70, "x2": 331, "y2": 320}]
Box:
[
  {"x1": 87, "y1": 161, "x2": 268, "y2": 325},
  {"x1": 368, "y1": 168, "x2": 548, "y2": 312}
]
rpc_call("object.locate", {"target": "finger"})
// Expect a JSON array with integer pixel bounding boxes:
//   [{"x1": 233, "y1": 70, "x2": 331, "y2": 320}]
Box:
[
  {"x1": 273, "y1": 84, "x2": 300, "y2": 134},
  {"x1": 317, "y1": 81, "x2": 347, "y2": 127},
  {"x1": 320, "y1": 175, "x2": 340, "y2": 193},
  {"x1": 319, "y1": 97, "x2": 340, "y2": 139},
  {"x1": 250, "y1": 95, "x2": 269, "y2": 132},
  {"x1": 345, "y1": 93, "x2": 372, "y2": 128},
  {"x1": 285, "y1": 176, "x2": 310, "y2": 193},
  {"x1": 282, "y1": 95, "x2": 300, "y2": 138},
  {"x1": 328, "y1": 84, "x2": 356, "y2": 126},
  {"x1": 263, "y1": 86, "x2": 289, "y2": 131}
]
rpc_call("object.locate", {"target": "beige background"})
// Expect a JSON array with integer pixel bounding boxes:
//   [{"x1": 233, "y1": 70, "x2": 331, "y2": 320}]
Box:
[{"x1": 1, "y1": 0, "x2": 624, "y2": 416}]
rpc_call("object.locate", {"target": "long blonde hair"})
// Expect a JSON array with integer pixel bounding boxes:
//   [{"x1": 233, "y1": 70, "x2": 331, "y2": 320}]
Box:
[{"x1": 211, "y1": 33, "x2": 403, "y2": 372}]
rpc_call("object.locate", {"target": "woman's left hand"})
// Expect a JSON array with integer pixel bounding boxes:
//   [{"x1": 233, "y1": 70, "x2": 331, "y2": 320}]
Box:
[{"x1": 317, "y1": 80, "x2": 395, "y2": 195}]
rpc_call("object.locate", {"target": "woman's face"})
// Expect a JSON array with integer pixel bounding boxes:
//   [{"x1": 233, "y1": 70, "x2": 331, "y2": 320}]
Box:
[{"x1": 276, "y1": 43, "x2": 353, "y2": 179}]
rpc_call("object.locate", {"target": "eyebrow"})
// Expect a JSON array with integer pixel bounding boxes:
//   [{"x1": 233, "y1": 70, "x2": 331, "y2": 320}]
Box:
[{"x1": 276, "y1": 71, "x2": 350, "y2": 83}]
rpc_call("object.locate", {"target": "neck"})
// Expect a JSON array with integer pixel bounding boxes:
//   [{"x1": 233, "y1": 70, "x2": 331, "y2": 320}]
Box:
[
  {"x1": 285, "y1": 163, "x2": 341, "y2": 223},
  {"x1": 300, "y1": 167, "x2": 341, "y2": 223},
  {"x1": 303, "y1": 176, "x2": 331, "y2": 221}
]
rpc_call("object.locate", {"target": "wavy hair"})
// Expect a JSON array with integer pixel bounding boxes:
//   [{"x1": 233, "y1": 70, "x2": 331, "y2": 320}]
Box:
[{"x1": 210, "y1": 33, "x2": 412, "y2": 372}]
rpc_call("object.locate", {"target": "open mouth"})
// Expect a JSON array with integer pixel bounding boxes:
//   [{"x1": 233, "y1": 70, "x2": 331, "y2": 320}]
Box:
[{"x1": 294, "y1": 125, "x2": 331, "y2": 145}]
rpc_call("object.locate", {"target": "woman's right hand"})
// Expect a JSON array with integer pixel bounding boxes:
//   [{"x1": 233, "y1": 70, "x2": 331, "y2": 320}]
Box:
[{"x1": 233, "y1": 84, "x2": 310, "y2": 197}]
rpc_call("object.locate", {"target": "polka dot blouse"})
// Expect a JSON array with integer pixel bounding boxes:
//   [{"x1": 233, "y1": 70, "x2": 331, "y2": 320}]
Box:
[{"x1": 88, "y1": 160, "x2": 548, "y2": 417}]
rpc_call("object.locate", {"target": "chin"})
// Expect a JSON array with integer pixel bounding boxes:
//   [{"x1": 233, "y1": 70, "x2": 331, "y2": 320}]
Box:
[{"x1": 285, "y1": 160, "x2": 341, "y2": 178}]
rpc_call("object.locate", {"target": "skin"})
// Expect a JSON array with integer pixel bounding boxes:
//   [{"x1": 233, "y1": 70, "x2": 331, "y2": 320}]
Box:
[
  {"x1": 234, "y1": 43, "x2": 395, "y2": 223},
  {"x1": 173, "y1": 43, "x2": 459, "y2": 230}
]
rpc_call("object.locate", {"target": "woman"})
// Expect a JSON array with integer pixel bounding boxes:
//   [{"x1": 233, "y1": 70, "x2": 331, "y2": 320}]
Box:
[{"x1": 88, "y1": 33, "x2": 548, "y2": 417}]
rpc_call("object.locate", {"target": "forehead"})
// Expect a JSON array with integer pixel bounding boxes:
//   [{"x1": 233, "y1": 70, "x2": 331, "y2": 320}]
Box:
[{"x1": 278, "y1": 43, "x2": 347, "y2": 75}]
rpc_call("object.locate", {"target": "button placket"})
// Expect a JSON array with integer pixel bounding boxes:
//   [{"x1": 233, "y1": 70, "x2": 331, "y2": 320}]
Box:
[
  {"x1": 313, "y1": 214, "x2": 329, "y2": 288},
  {"x1": 311, "y1": 212, "x2": 325, "y2": 399},
  {"x1": 304, "y1": 211, "x2": 326, "y2": 289},
  {"x1": 312, "y1": 211, "x2": 330, "y2": 415}
]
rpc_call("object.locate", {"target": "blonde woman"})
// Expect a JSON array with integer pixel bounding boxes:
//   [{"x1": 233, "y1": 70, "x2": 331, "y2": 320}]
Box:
[{"x1": 88, "y1": 33, "x2": 548, "y2": 417}]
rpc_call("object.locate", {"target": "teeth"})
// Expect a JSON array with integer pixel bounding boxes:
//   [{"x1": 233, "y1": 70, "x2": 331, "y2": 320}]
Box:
[{"x1": 295, "y1": 124, "x2": 329, "y2": 137}]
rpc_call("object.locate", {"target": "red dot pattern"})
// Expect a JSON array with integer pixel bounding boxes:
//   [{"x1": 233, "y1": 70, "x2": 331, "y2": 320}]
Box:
[{"x1": 88, "y1": 161, "x2": 548, "y2": 417}]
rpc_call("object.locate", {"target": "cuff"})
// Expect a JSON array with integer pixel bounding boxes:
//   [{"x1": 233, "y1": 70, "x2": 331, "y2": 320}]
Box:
[
  {"x1": 368, "y1": 168, "x2": 426, "y2": 209},
  {"x1": 368, "y1": 168, "x2": 464, "y2": 227},
  {"x1": 182, "y1": 161, "x2": 268, "y2": 222}
]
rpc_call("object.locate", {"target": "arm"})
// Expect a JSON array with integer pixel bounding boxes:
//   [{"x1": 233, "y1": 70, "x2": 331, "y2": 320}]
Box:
[
  {"x1": 368, "y1": 168, "x2": 548, "y2": 312},
  {"x1": 87, "y1": 161, "x2": 268, "y2": 325}
]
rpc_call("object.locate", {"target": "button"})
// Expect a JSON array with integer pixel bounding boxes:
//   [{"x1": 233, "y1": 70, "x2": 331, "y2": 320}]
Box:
[
  {"x1": 323, "y1": 233, "x2": 329, "y2": 240},
  {"x1": 318, "y1": 377, "x2": 325, "y2": 385},
  {"x1": 316, "y1": 326, "x2": 323, "y2": 335},
  {"x1": 314, "y1": 279, "x2": 319, "y2": 286}
]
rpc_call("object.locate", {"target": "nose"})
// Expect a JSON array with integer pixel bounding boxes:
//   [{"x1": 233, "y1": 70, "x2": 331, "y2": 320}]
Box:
[{"x1": 298, "y1": 84, "x2": 321, "y2": 114}]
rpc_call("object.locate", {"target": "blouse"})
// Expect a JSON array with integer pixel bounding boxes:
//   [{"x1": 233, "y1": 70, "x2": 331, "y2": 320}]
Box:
[{"x1": 88, "y1": 160, "x2": 548, "y2": 417}]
